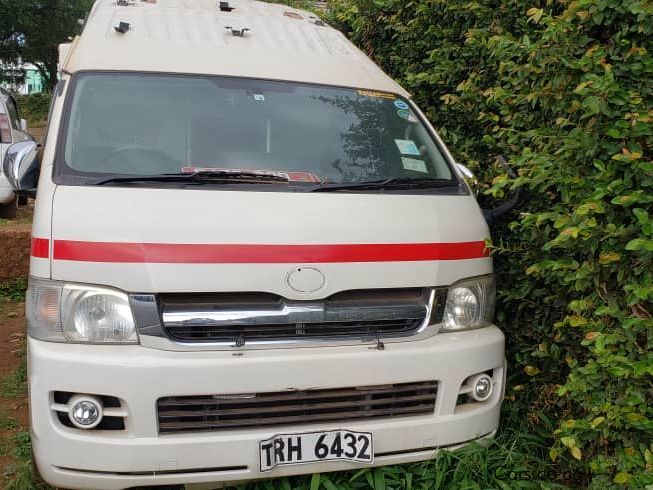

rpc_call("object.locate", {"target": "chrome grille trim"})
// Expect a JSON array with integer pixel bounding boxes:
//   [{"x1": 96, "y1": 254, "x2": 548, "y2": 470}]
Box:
[
  {"x1": 132, "y1": 288, "x2": 447, "y2": 351},
  {"x1": 161, "y1": 288, "x2": 434, "y2": 344},
  {"x1": 157, "y1": 381, "x2": 438, "y2": 433}
]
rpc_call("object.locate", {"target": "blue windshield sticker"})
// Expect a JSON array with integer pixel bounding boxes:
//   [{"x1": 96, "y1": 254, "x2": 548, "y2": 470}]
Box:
[
  {"x1": 394, "y1": 100, "x2": 409, "y2": 110},
  {"x1": 395, "y1": 139, "x2": 421, "y2": 156}
]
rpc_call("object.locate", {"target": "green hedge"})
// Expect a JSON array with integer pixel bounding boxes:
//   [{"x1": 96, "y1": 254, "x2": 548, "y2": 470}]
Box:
[
  {"x1": 15, "y1": 92, "x2": 51, "y2": 127},
  {"x1": 328, "y1": 0, "x2": 653, "y2": 487}
]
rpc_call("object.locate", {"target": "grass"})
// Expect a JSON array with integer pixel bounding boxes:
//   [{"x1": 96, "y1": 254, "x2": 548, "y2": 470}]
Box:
[
  {"x1": 0, "y1": 215, "x2": 32, "y2": 227},
  {"x1": 2, "y1": 431, "x2": 44, "y2": 490},
  {"x1": 0, "y1": 362, "x2": 26, "y2": 400},
  {"x1": 0, "y1": 279, "x2": 27, "y2": 302},
  {"x1": 0, "y1": 356, "x2": 40, "y2": 490}
]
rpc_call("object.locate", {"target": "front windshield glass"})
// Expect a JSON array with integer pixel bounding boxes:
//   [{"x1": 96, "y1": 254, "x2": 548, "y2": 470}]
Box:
[{"x1": 60, "y1": 73, "x2": 455, "y2": 186}]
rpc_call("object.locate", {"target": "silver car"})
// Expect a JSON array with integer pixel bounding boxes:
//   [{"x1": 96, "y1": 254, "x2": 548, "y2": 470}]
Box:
[{"x1": 0, "y1": 87, "x2": 32, "y2": 218}]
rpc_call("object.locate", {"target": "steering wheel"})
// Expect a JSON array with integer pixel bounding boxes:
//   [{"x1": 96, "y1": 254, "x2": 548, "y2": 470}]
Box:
[{"x1": 96, "y1": 146, "x2": 180, "y2": 173}]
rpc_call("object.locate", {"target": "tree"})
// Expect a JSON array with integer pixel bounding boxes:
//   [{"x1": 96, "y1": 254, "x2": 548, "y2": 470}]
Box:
[{"x1": 0, "y1": 0, "x2": 93, "y2": 91}]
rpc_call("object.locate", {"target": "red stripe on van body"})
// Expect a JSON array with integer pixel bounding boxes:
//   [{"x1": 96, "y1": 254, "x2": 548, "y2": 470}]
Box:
[
  {"x1": 31, "y1": 237, "x2": 50, "y2": 258},
  {"x1": 52, "y1": 240, "x2": 488, "y2": 264}
]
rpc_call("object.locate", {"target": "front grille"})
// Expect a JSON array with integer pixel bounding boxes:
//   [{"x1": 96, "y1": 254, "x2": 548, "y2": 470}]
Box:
[
  {"x1": 165, "y1": 318, "x2": 421, "y2": 342},
  {"x1": 157, "y1": 381, "x2": 438, "y2": 434},
  {"x1": 159, "y1": 288, "x2": 439, "y2": 345}
]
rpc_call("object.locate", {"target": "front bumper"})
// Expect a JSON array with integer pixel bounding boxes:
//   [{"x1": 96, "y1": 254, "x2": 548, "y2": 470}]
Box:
[{"x1": 29, "y1": 326, "x2": 505, "y2": 490}]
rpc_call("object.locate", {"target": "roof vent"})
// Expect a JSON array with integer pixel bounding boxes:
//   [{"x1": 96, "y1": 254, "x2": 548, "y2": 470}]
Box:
[
  {"x1": 114, "y1": 21, "x2": 131, "y2": 34},
  {"x1": 225, "y1": 26, "x2": 250, "y2": 37},
  {"x1": 219, "y1": 1, "x2": 234, "y2": 12}
]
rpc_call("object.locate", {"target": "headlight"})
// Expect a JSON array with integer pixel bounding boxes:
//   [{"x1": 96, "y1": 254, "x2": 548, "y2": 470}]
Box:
[
  {"x1": 26, "y1": 277, "x2": 138, "y2": 344},
  {"x1": 441, "y1": 275, "x2": 495, "y2": 332}
]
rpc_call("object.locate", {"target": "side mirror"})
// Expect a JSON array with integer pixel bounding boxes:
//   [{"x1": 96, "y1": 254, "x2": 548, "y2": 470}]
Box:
[
  {"x1": 19, "y1": 118, "x2": 28, "y2": 132},
  {"x1": 482, "y1": 155, "x2": 521, "y2": 226},
  {"x1": 2, "y1": 140, "x2": 40, "y2": 195},
  {"x1": 456, "y1": 163, "x2": 479, "y2": 195}
]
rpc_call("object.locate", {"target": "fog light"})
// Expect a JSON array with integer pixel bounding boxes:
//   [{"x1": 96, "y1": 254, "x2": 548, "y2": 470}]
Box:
[
  {"x1": 471, "y1": 374, "x2": 493, "y2": 402},
  {"x1": 68, "y1": 395, "x2": 103, "y2": 429}
]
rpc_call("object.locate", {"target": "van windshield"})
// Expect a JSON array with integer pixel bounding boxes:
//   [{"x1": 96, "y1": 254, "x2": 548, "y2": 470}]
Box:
[{"x1": 59, "y1": 73, "x2": 456, "y2": 188}]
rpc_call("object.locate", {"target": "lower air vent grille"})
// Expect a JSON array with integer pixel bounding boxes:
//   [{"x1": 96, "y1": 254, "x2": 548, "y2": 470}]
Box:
[{"x1": 157, "y1": 381, "x2": 437, "y2": 434}]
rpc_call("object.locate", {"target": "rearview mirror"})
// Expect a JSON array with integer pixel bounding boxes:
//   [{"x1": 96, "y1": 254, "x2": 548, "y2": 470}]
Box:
[{"x1": 2, "y1": 140, "x2": 40, "y2": 194}]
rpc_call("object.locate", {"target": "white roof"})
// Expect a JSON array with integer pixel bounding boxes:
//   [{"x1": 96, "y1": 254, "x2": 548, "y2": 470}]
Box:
[{"x1": 63, "y1": 0, "x2": 409, "y2": 96}]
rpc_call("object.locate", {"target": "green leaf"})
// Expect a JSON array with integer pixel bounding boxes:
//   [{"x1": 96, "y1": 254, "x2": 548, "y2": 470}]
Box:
[
  {"x1": 614, "y1": 473, "x2": 630, "y2": 484},
  {"x1": 626, "y1": 238, "x2": 653, "y2": 251},
  {"x1": 310, "y1": 473, "x2": 321, "y2": 490},
  {"x1": 633, "y1": 208, "x2": 649, "y2": 225},
  {"x1": 561, "y1": 436, "x2": 576, "y2": 449},
  {"x1": 321, "y1": 478, "x2": 340, "y2": 490},
  {"x1": 591, "y1": 416, "x2": 605, "y2": 428},
  {"x1": 373, "y1": 469, "x2": 386, "y2": 490}
]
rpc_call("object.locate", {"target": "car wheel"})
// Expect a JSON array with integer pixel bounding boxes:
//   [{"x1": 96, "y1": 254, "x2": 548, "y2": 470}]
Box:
[
  {"x1": 0, "y1": 196, "x2": 17, "y2": 219},
  {"x1": 17, "y1": 195, "x2": 28, "y2": 206}
]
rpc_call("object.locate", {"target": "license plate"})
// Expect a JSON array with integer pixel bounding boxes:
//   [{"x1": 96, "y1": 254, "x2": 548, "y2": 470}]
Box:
[{"x1": 259, "y1": 430, "x2": 373, "y2": 472}]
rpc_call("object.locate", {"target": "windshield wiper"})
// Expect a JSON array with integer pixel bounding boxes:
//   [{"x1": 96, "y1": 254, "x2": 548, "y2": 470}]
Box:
[
  {"x1": 308, "y1": 177, "x2": 458, "y2": 192},
  {"x1": 94, "y1": 170, "x2": 290, "y2": 186}
]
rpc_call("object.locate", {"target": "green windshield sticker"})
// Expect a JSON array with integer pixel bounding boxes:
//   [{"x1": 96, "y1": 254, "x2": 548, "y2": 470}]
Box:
[
  {"x1": 395, "y1": 139, "x2": 420, "y2": 156},
  {"x1": 401, "y1": 157, "x2": 428, "y2": 173}
]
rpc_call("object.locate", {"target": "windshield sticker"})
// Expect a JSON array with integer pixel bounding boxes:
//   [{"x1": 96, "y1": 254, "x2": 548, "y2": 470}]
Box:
[
  {"x1": 397, "y1": 109, "x2": 419, "y2": 123},
  {"x1": 396, "y1": 109, "x2": 415, "y2": 121},
  {"x1": 401, "y1": 158, "x2": 428, "y2": 173},
  {"x1": 397, "y1": 109, "x2": 410, "y2": 119},
  {"x1": 394, "y1": 139, "x2": 421, "y2": 156},
  {"x1": 357, "y1": 89, "x2": 396, "y2": 99},
  {"x1": 181, "y1": 167, "x2": 321, "y2": 183},
  {"x1": 394, "y1": 100, "x2": 409, "y2": 110},
  {"x1": 253, "y1": 94, "x2": 265, "y2": 101}
]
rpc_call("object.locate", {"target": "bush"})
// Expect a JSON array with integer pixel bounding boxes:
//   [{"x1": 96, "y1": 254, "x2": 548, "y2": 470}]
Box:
[
  {"x1": 328, "y1": 0, "x2": 653, "y2": 487},
  {"x1": 15, "y1": 92, "x2": 51, "y2": 127}
]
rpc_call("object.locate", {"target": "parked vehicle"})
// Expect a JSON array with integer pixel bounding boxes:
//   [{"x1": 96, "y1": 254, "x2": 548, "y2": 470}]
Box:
[
  {"x1": 0, "y1": 87, "x2": 31, "y2": 218},
  {"x1": 3, "y1": 0, "x2": 515, "y2": 488}
]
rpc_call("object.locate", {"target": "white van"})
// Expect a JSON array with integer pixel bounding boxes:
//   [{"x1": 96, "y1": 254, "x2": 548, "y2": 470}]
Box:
[{"x1": 3, "y1": 1, "x2": 508, "y2": 488}]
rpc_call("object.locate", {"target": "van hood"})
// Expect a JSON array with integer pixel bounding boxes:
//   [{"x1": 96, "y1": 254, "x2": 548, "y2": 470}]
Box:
[{"x1": 47, "y1": 186, "x2": 491, "y2": 299}]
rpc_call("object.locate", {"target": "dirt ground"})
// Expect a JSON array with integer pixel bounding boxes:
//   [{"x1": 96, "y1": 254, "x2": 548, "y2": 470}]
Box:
[
  {"x1": 0, "y1": 222, "x2": 32, "y2": 282},
  {"x1": 0, "y1": 299, "x2": 30, "y2": 486},
  {"x1": 0, "y1": 183, "x2": 33, "y2": 486}
]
